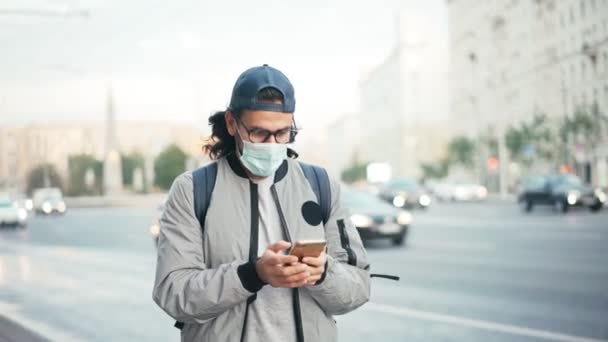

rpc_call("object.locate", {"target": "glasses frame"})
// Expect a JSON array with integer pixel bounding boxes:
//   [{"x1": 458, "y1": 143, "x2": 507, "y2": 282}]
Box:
[{"x1": 236, "y1": 118, "x2": 299, "y2": 143}]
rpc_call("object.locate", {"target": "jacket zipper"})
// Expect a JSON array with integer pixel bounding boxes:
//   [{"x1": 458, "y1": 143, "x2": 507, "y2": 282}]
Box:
[
  {"x1": 337, "y1": 219, "x2": 357, "y2": 266},
  {"x1": 271, "y1": 185, "x2": 305, "y2": 342},
  {"x1": 240, "y1": 182, "x2": 260, "y2": 342}
]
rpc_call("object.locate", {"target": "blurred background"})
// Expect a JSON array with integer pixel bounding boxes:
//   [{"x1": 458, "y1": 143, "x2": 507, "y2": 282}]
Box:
[{"x1": 1, "y1": 0, "x2": 607, "y2": 341}]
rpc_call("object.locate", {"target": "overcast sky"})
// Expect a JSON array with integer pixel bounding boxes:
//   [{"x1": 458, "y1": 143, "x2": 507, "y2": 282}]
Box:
[{"x1": 0, "y1": 0, "x2": 447, "y2": 136}]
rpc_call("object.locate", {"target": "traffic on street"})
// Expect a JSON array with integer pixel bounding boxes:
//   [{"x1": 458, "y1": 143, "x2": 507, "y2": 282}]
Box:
[{"x1": 1, "y1": 202, "x2": 606, "y2": 342}]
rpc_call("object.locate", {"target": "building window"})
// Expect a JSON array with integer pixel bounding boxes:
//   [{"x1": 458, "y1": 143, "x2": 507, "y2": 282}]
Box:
[
  {"x1": 570, "y1": 6, "x2": 575, "y2": 24},
  {"x1": 582, "y1": 60, "x2": 587, "y2": 81}
]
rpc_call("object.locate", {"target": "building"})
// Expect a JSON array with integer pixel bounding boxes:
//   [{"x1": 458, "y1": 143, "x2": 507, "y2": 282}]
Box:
[
  {"x1": 448, "y1": 0, "x2": 608, "y2": 187},
  {"x1": 359, "y1": 10, "x2": 450, "y2": 179},
  {"x1": 326, "y1": 115, "x2": 361, "y2": 178},
  {"x1": 0, "y1": 121, "x2": 205, "y2": 192}
]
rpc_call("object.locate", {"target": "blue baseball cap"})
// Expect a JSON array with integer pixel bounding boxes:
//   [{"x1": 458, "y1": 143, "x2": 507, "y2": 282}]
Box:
[{"x1": 229, "y1": 64, "x2": 296, "y2": 113}]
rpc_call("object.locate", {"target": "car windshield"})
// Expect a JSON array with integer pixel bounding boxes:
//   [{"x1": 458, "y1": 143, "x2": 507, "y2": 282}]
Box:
[
  {"x1": 524, "y1": 176, "x2": 547, "y2": 189},
  {"x1": 558, "y1": 175, "x2": 583, "y2": 186},
  {"x1": 342, "y1": 189, "x2": 389, "y2": 208},
  {"x1": 385, "y1": 179, "x2": 419, "y2": 191}
]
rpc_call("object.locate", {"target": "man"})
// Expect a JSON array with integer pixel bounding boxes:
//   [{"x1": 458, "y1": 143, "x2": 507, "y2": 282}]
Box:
[{"x1": 153, "y1": 64, "x2": 370, "y2": 342}]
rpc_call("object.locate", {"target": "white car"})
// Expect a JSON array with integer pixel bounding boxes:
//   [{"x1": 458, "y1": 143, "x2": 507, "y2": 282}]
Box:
[
  {"x1": 432, "y1": 182, "x2": 488, "y2": 202},
  {"x1": 33, "y1": 187, "x2": 67, "y2": 215},
  {"x1": 0, "y1": 197, "x2": 28, "y2": 228}
]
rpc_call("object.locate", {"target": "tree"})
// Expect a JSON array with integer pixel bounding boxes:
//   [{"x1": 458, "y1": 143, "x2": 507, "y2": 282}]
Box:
[
  {"x1": 154, "y1": 144, "x2": 188, "y2": 190},
  {"x1": 26, "y1": 164, "x2": 64, "y2": 195},
  {"x1": 505, "y1": 113, "x2": 553, "y2": 165},
  {"x1": 121, "y1": 152, "x2": 145, "y2": 187},
  {"x1": 420, "y1": 158, "x2": 450, "y2": 181},
  {"x1": 341, "y1": 162, "x2": 368, "y2": 184},
  {"x1": 67, "y1": 155, "x2": 103, "y2": 196},
  {"x1": 447, "y1": 136, "x2": 476, "y2": 169},
  {"x1": 555, "y1": 105, "x2": 608, "y2": 172}
]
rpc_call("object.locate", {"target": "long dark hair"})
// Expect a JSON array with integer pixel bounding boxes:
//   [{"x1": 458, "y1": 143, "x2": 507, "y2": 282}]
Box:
[{"x1": 203, "y1": 87, "x2": 298, "y2": 160}]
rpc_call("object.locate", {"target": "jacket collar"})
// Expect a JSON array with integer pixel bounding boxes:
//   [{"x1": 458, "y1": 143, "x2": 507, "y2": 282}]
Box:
[{"x1": 226, "y1": 152, "x2": 289, "y2": 183}]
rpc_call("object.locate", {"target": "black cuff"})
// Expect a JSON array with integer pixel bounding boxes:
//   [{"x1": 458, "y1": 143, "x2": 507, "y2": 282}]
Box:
[
  {"x1": 237, "y1": 261, "x2": 266, "y2": 293},
  {"x1": 315, "y1": 260, "x2": 329, "y2": 285}
]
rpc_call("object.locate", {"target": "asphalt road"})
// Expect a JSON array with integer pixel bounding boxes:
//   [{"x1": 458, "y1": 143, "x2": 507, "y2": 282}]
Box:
[{"x1": 0, "y1": 202, "x2": 606, "y2": 342}]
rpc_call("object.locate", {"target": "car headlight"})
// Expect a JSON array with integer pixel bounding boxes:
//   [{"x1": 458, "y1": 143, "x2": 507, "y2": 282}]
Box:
[
  {"x1": 18, "y1": 208, "x2": 28, "y2": 221},
  {"x1": 567, "y1": 191, "x2": 580, "y2": 205},
  {"x1": 477, "y1": 186, "x2": 488, "y2": 198},
  {"x1": 350, "y1": 214, "x2": 373, "y2": 227},
  {"x1": 397, "y1": 212, "x2": 412, "y2": 225},
  {"x1": 595, "y1": 189, "x2": 607, "y2": 203},
  {"x1": 57, "y1": 201, "x2": 66, "y2": 213},
  {"x1": 149, "y1": 222, "x2": 161, "y2": 237},
  {"x1": 392, "y1": 195, "x2": 406, "y2": 208},
  {"x1": 42, "y1": 202, "x2": 52, "y2": 214},
  {"x1": 418, "y1": 194, "x2": 431, "y2": 207},
  {"x1": 26, "y1": 199, "x2": 33, "y2": 211}
]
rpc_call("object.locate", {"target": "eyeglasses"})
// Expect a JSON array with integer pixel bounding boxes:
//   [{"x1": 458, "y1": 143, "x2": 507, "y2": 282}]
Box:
[{"x1": 236, "y1": 119, "x2": 298, "y2": 143}]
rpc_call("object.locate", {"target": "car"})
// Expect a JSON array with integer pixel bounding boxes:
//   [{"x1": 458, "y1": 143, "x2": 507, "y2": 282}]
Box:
[
  {"x1": 149, "y1": 199, "x2": 166, "y2": 247},
  {"x1": 379, "y1": 178, "x2": 432, "y2": 210},
  {"x1": 32, "y1": 187, "x2": 67, "y2": 215},
  {"x1": 343, "y1": 187, "x2": 412, "y2": 246},
  {"x1": 518, "y1": 174, "x2": 606, "y2": 213},
  {"x1": 0, "y1": 196, "x2": 28, "y2": 228},
  {"x1": 431, "y1": 181, "x2": 487, "y2": 202},
  {"x1": 12, "y1": 193, "x2": 34, "y2": 211}
]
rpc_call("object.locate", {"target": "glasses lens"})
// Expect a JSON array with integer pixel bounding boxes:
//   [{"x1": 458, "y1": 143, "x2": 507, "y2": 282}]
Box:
[{"x1": 250, "y1": 130, "x2": 270, "y2": 143}]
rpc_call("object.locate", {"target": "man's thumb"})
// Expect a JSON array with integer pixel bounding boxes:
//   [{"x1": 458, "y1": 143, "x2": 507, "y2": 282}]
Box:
[{"x1": 268, "y1": 240, "x2": 291, "y2": 253}]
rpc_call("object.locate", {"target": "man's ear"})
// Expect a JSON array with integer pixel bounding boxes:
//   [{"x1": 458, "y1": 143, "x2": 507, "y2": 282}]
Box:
[{"x1": 225, "y1": 111, "x2": 237, "y2": 136}]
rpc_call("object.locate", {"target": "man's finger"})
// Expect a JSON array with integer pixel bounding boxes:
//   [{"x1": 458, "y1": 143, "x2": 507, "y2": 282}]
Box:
[
  {"x1": 267, "y1": 240, "x2": 291, "y2": 253},
  {"x1": 282, "y1": 270, "x2": 310, "y2": 284},
  {"x1": 275, "y1": 254, "x2": 299, "y2": 265},
  {"x1": 276, "y1": 264, "x2": 308, "y2": 277},
  {"x1": 302, "y1": 256, "x2": 324, "y2": 267}
]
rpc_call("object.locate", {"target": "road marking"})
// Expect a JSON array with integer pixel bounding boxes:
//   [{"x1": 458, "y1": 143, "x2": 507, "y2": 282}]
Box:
[{"x1": 363, "y1": 302, "x2": 607, "y2": 342}]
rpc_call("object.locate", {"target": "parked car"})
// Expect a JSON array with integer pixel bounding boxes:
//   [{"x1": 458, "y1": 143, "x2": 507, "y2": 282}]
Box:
[
  {"x1": 343, "y1": 187, "x2": 412, "y2": 246},
  {"x1": 12, "y1": 193, "x2": 34, "y2": 211},
  {"x1": 431, "y1": 181, "x2": 487, "y2": 202},
  {"x1": 518, "y1": 174, "x2": 606, "y2": 213},
  {"x1": 379, "y1": 178, "x2": 432, "y2": 209},
  {"x1": 149, "y1": 199, "x2": 166, "y2": 247},
  {"x1": 0, "y1": 196, "x2": 28, "y2": 228},
  {"x1": 32, "y1": 187, "x2": 66, "y2": 215}
]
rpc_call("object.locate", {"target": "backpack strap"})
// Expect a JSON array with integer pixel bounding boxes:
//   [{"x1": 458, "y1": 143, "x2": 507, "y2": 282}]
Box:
[
  {"x1": 192, "y1": 162, "x2": 218, "y2": 231},
  {"x1": 299, "y1": 162, "x2": 331, "y2": 225},
  {"x1": 175, "y1": 162, "x2": 218, "y2": 330}
]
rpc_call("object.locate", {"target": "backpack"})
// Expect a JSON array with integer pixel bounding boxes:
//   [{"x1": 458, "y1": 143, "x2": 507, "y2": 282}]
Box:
[{"x1": 192, "y1": 161, "x2": 331, "y2": 233}]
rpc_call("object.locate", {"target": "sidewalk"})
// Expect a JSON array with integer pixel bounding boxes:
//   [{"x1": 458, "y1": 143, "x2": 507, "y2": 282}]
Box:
[{"x1": 0, "y1": 316, "x2": 49, "y2": 342}]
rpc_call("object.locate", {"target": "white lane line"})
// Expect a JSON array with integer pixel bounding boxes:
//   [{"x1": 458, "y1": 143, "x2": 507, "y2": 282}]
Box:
[{"x1": 363, "y1": 302, "x2": 607, "y2": 342}]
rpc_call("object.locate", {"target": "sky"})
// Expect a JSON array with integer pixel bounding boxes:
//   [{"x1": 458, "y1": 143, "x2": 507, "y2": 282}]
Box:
[{"x1": 0, "y1": 0, "x2": 448, "y2": 138}]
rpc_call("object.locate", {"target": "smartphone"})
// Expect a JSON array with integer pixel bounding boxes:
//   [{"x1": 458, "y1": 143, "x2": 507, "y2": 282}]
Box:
[{"x1": 289, "y1": 239, "x2": 327, "y2": 260}]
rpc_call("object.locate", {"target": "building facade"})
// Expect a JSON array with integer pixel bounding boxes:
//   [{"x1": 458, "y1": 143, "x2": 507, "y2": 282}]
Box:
[
  {"x1": 359, "y1": 10, "x2": 450, "y2": 179},
  {"x1": 0, "y1": 121, "x2": 204, "y2": 192},
  {"x1": 448, "y1": 0, "x2": 608, "y2": 186}
]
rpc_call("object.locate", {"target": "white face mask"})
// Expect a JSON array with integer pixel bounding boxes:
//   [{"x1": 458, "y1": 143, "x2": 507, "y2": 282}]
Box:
[{"x1": 238, "y1": 140, "x2": 287, "y2": 177}]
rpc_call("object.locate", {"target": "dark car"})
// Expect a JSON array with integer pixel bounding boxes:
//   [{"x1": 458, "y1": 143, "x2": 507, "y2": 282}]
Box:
[
  {"x1": 379, "y1": 178, "x2": 432, "y2": 210},
  {"x1": 343, "y1": 187, "x2": 412, "y2": 246},
  {"x1": 518, "y1": 174, "x2": 606, "y2": 213}
]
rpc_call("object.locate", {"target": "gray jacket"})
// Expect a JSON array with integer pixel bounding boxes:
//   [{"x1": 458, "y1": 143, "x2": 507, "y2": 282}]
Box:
[{"x1": 153, "y1": 155, "x2": 371, "y2": 342}]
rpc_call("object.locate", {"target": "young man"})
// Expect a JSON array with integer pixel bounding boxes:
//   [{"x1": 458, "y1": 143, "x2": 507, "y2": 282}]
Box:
[{"x1": 153, "y1": 64, "x2": 370, "y2": 342}]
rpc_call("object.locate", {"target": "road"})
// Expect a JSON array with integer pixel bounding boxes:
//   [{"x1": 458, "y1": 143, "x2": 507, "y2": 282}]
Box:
[{"x1": 0, "y1": 202, "x2": 607, "y2": 342}]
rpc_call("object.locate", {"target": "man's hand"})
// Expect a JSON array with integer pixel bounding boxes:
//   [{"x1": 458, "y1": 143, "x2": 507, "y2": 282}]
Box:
[
  {"x1": 302, "y1": 252, "x2": 327, "y2": 285},
  {"x1": 256, "y1": 241, "x2": 310, "y2": 288}
]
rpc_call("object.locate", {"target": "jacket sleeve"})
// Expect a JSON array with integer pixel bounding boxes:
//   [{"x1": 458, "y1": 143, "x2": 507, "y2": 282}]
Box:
[
  {"x1": 305, "y1": 177, "x2": 371, "y2": 315},
  {"x1": 152, "y1": 173, "x2": 261, "y2": 323}
]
